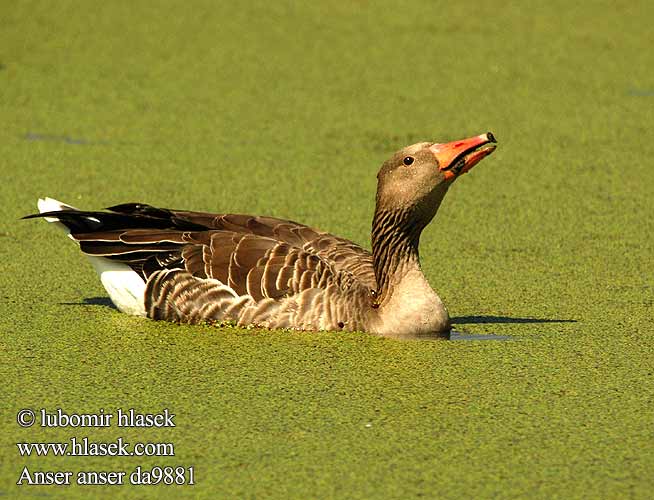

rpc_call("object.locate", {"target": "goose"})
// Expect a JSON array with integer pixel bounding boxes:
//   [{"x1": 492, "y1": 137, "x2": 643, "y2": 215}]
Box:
[{"x1": 26, "y1": 132, "x2": 497, "y2": 337}]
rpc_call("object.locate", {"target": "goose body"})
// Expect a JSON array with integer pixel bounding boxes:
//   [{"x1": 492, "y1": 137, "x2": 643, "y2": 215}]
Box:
[{"x1": 27, "y1": 133, "x2": 497, "y2": 337}]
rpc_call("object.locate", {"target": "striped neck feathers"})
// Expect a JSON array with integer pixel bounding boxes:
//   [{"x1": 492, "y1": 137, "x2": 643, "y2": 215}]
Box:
[{"x1": 370, "y1": 207, "x2": 425, "y2": 303}]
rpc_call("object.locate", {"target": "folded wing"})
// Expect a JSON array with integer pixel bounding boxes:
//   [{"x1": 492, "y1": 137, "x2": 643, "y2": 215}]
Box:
[{"x1": 30, "y1": 202, "x2": 375, "y2": 327}]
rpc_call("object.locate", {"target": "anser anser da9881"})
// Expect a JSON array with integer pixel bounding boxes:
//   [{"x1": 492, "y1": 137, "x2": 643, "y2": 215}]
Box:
[{"x1": 26, "y1": 132, "x2": 497, "y2": 337}]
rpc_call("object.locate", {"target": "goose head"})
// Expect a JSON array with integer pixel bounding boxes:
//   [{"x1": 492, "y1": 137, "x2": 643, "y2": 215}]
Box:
[
  {"x1": 375, "y1": 132, "x2": 497, "y2": 225},
  {"x1": 370, "y1": 132, "x2": 497, "y2": 335}
]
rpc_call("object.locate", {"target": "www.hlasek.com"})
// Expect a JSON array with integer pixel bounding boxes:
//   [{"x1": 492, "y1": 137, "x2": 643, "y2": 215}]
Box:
[{"x1": 15, "y1": 408, "x2": 195, "y2": 487}]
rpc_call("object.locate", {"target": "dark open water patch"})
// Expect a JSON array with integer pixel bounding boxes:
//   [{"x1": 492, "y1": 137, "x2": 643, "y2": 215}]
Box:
[
  {"x1": 387, "y1": 316, "x2": 577, "y2": 341},
  {"x1": 452, "y1": 315, "x2": 576, "y2": 325},
  {"x1": 448, "y1": 330, "x2": 512, "y2": 341},
  {"x1": 627, "y1": 88, "x2": 654, "y2": 97},
  {"x1": 24, "y1": 132, "x2": 111, "y2": 145},
  {"x1": 386, "y1": 330, "x2": 513, "y2": 341}
]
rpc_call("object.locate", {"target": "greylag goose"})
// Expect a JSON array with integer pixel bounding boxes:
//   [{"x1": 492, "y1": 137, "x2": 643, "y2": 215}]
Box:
[{"x1": 26, "y1": 132, "x2": 497, "y2": 337}]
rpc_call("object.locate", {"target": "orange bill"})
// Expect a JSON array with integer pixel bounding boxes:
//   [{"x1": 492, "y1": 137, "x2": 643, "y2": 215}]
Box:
[{"x1": 429, "y1": 132, "x2": 497, "y2": 180}]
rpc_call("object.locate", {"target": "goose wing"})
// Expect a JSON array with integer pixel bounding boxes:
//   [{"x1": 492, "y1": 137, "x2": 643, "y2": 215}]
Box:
[
  {"x1": 29, "y1": 203, "x2": 374, "y2": 327},
  {"x1": 72, "y1": 227, "x2": 358, "y2": 300},
  {"x1": 108, "y1": 203, "x2": 377, "y2": 288}
]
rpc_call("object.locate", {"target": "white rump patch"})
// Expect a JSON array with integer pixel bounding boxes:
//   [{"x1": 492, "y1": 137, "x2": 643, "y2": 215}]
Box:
[
  {"x1": 37, "y1": 196, "x2": 146, "y2": 317},
  {"x1": 88, "y1": 257, "x2": 146, "y2": 316}
]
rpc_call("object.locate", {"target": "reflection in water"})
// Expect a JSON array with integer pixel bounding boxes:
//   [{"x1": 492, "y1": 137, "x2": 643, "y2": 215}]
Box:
[
  {"x1": 382, "y1": 330, "x2": 513, "y2": 341},
  {"x1": 59, "y1": 299, "x2": 516, "y2": 341},
  {"x1": 447, "y1": 330, "x2": 512, "y2": 341},
  {"x1": 452, "y1": 315, "x2": 575, "y2": 325}
]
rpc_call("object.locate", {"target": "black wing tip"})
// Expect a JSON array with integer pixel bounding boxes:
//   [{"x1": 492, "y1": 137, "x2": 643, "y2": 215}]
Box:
[
  {"x1": 22, "y1": 209, "x2": 80, "y2": 220},
  {"x1": 24, "y1": 203, "x2": 208, "y2": 232},
  {"x1": 106, "y1": 202, "x2": 152, "y2": 213},
  {"x1": 107, "y1": 203, "x2": 174, "y2": 219}
]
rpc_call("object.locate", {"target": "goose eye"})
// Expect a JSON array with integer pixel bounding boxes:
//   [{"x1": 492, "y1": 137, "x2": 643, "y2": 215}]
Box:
[{"x1": 403, "y1": 156, "x2": 414, "y2": 166}]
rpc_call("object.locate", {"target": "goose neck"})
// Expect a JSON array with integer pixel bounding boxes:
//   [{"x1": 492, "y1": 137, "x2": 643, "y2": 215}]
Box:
[{"x1": 370, "y1": 208, "x2": 423, "y2": 303}]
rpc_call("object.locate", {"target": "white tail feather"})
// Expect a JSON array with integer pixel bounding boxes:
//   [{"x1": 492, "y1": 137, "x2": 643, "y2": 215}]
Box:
[
  {"x1": 38, "y1": 197, "x2": 79, "y2": 238},
  {"x1": 38, "y1": 197, "x2": 146, "y2": 316}
]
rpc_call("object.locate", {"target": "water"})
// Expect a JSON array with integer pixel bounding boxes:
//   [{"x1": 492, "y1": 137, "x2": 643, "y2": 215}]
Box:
[
  {"x1": 448, "y1": 330, "x2": 513, "y2": 341},
  {"x1": 384, "y1": 330, "x2": 513, "y2": 341}
]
